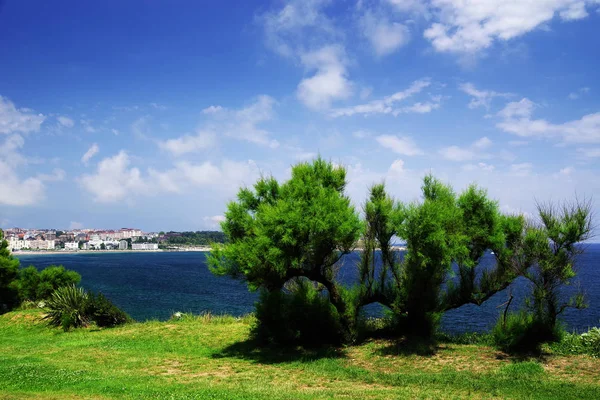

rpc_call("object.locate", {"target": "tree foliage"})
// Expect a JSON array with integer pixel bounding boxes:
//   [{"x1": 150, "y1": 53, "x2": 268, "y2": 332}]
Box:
[
  {"x1": 209, "y1": 160, "x2": 594, "y2": 347},
  {"x1": 209, "y1": 158, "x2": 362, "y2": 342},
  {"x1": 0, "y1": 229, "x2": 20, "y2": 313},
  {"x1": 15, "y1": 265, "x2": 81, "y2": 302}
]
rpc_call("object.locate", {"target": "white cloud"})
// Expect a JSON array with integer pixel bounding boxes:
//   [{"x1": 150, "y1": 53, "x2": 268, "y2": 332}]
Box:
[
  {"x1": 424, "y1": 0, "x2": 599, "y2": 54},
  {"x1": 376, "y1": 135, "x2": 423, "y2": 156},
  {"x1": 111, "y1": 129, "x2": 119, "y2": 136},
  {"x1": 57, "y1": 116, "x2": 75, "y2": 128},
  {"x1": 359, "y1": 10, "x2": 410, "y2": 56},
  {"x1": 159, "y1": 96, "x2": 279, "y2": 151},
  {"x1": 388, "y1": 159, "x2": 405, "y2": 176},
  {"x1": 202, "y1": 105, "x2": 224, "y2": 114},
  {"x1": 497, "y1": 98, "x2": 600, "y2": 143},
  {"x1": 226, "y1": 95, "x2": 279, "y2": 148},
  {"x1": 0, "y1": 134, "x2": 55, "y2": 206},
  {"x1": 81, "y1": 143, "x2": 99, "y2": 165},
  {"x1": 260, "y1": 0, "x2": 337, "y2": 58},
  {"x1": 150, "y1": 159, "x2": 261, "y2": 195},
  {"x1": 0, "y1": 160, "x2": 45, "y2": 206},
  {"x1": 439, "y1": 137, "x2": 493, "y2": 161},
  {"x1": 159, "y1": 131, "x2": 216, "y2": 156},
  {"x1": 79, "y1": 151, "x2": 149, "y2": 203},
  {"x1": 0, "y1": 96, "x2": 45, "y2": 134},
  {"x1": 330, "y1": 79, "x2": 431, "y2": 117},
  {"x1": 472, "y1": 137, "x2": 493, "y2": 149},
  {"x1": 459, "y1": 83, "x2": 512, "y2": 109},
  {"x1": 297, "y1": 45, "x2": 353, "y2": 110},
  {"x1": 568, "y1": 87, "x2": 590, "y2": 100},
  {"x1": 80, "y1": 119, "x2": 96, "y2": 133}
]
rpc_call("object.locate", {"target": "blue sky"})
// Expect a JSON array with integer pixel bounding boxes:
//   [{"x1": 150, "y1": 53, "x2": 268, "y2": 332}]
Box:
[{"x1": 1, "y1": 0, "x2": 600, "y2": 232}]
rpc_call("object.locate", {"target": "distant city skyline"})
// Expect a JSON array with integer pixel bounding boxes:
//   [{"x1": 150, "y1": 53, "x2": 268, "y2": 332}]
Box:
[{"x1": 1, "y1": 1, "x2": 599, "y2": 231}]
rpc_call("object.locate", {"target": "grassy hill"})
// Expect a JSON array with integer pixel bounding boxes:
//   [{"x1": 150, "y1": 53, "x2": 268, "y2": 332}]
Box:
[{"x1": 1, "y1": 309, "x2": 599, "y2": 399}]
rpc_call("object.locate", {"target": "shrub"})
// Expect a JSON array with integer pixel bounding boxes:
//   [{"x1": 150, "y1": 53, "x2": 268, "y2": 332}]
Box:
[
  {"x1": 492, "y1": 311, "x2": 563, "y2": 353},
  {"x1": 44, "y1": 285, "x2": 91, "y2": 331},
  {"x1": 87, "y1": 292, "x2": 130, "y2": 328},
  {"x1": 44, "y1": 286, "x2": 129, "y2": 330},
  {"x1": 252, "y1": 278, "x2": 344, "y2": 347},
  {"x1": 580, "y1": 327, "x2": 600, "y2": 357}
]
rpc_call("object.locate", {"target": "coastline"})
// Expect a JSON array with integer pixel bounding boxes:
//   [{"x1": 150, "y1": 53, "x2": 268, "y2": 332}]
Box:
[{"x1": 12, "y1": 248, "x2": 212, "y2": 256}]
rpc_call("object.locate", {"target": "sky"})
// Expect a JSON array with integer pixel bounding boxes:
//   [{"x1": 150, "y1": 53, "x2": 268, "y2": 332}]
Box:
[{"x1": 1, "y1": 0, "x2": 600, "y2": 232}]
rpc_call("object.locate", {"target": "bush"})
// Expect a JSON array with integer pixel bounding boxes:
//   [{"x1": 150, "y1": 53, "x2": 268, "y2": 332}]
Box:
[
  {"x1": 87, "y1": 292, "x2": 130, "y2": 328},
  {"x1": 44, "y1": 285, "x2": 90, "y2": 331},
  {"x1": 16, "y1": 265, "x2": 81, "y2": 302},
  {"x1": 44, "y1": 286, "x2": 129, "y2": 330},
  {"x1": 252, "y1": 278, "x2": 344, "y2": 347},
  {"x1": 580, "y1": 327, "x2": 600, "y2": 357},
  {"x1": 492, "y1": 311, "x2": 563, "y2": 353}
]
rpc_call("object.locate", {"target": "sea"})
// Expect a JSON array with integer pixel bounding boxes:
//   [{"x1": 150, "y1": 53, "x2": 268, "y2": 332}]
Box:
[{"x1": 15, "y1": 244, "x2": 600, "y2": 334}]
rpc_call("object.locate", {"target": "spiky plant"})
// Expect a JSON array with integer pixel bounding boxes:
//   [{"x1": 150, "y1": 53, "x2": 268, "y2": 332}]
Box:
[{"x1": 43, "y1": 285, "x2": 90, "y2": 331}]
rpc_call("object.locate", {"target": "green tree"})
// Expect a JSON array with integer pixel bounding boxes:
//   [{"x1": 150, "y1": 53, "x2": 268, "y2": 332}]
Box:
[
  {"x1": 398, "y1": 176, "x2": 466, "y2": 336},
  {"x1": 522, "y1": 200, "x2": 593, "y2": 340},
  {"x1": 100, "y1": 243, "x2": 106, "y2": 250},
  {"x1": 209, "y1": 158, "x2": 362, "y2": 342},
  {"x1": 15, "y1": 265, "x2": 81, "y2": 302},
  {"x1": 0, "y1": 230, "x2": 20, "y2": 312}
]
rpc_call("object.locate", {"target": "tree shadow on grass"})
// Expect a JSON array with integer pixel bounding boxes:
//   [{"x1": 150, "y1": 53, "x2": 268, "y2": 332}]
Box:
[
  {"x1": 376, "y1": 336, "x2": 439, "y2": 357},
  {"x1": 212, "y1": 338, "x2": 347, "y2": 365}
]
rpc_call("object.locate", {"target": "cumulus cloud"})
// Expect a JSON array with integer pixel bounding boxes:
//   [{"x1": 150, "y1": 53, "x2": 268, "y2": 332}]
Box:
[
  {"x1": 79, "y1": 149, "x2": 262, "y2": 203},
  {"x1": 0, "y1": 96, "x2": 45, "y2": 134},
  {"x1": 0, "y1": 133, "x2": 57, "y2": 206},
  {"x1": 0, "y1": 161, "x2": 45, "y2": 206},
  {"x1": 81, "y1": 143, "x2": 99, "y2": 165},
  {"x1": 159, "y1": 131, "x2": 216, "y2": 156},
  {"x1": 424, "y1": 0, "x2": 599, "y2": 54},
  {"x1": 359, "y1": 10, "x2": 410, "y2": 56},
  {"x1": 79, "y1": 151, "x2": 149, "y2": 203},
  {"x1": 496, "y1": 98, "x2": 600, "y2": 143},
  {"x1": 202, "y1": 105, "x2": 224, "y2": 114},
  {"x1": 297, "y1": 45, "x2": 353, "y2": 110},
  {"x1": 330, "y1": 79, "x2": 432, "y2": 117},
  {"x1": 376, "y1": 135, "x2": 423, "y2": 156}
]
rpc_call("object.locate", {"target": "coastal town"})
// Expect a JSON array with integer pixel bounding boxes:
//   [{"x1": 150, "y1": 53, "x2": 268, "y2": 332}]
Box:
[{"x1": 3, "y1": 227, "x2": 161, "y2": 252}]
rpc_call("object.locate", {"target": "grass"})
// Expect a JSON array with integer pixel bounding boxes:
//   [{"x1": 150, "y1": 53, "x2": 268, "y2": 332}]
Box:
[{"x1": 1, "y1": 310, "x2": 599, "y2": 399}]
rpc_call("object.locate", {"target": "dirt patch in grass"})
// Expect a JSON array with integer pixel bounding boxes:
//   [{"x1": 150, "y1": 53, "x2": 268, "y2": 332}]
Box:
[
  {"x1": 543, "y1": 355, "x2": 600, "y2": 384},
  {"x1": 345, "y1": 340, "x2": 509, "y2": 374}
]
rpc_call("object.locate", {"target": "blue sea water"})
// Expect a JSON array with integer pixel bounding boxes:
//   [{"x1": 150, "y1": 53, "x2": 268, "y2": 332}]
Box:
[{"x1": 15, "y1": 244, "x2": 600, "y2": 334}]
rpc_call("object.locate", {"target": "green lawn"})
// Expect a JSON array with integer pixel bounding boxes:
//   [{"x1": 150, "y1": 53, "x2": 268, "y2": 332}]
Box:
[{"x1": 1, "y1": 310, "x2": 599, "y2": 399}]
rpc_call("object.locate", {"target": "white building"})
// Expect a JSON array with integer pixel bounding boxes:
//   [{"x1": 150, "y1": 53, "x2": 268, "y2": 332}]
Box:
[
  {"x1": 26, "y1": 240, "x2": 55, "y2": 250},
  {"x1": 8, "y1": 237, "x2": 26, "y2": 251},
  {"x1": 119, "y1": 240, "x2": 128, "y2": 250},
  {"x1": 65, "y1": 242, "x2": 79, "y2": 251},
  {"x1": 132, "y1": 243, "x2": 158, "y2": 250}
]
